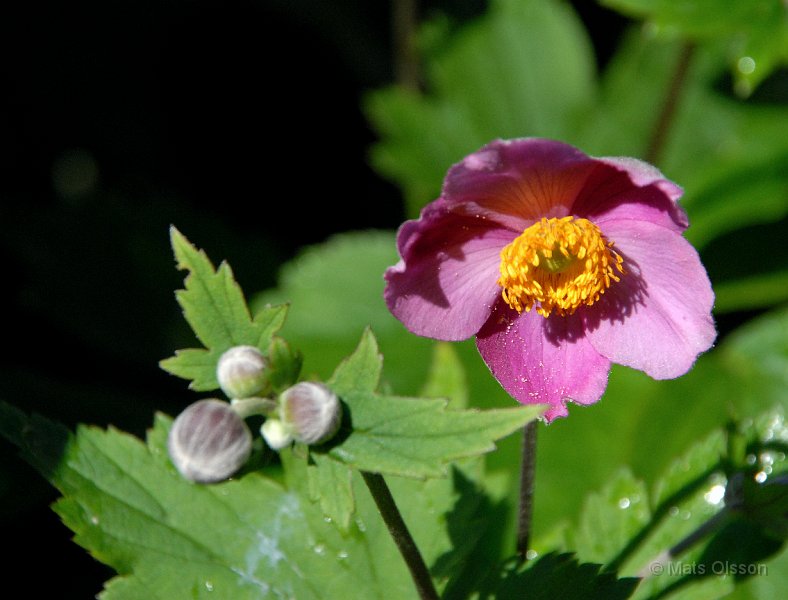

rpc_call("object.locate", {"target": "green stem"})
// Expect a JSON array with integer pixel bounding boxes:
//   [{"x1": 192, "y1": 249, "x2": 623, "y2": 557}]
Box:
[
  {"x1": 516, "y1": 420, "x2": 538, "y2": 563},
  {"x1": 230, "y1": 397, "x2": 277, "y2": 419},
  {"x1": 644, "y1": 42, "x2": 695, "y2": 165},
  {"x1": 361, "y1": 471, "x2": 439, "y2": 600}
]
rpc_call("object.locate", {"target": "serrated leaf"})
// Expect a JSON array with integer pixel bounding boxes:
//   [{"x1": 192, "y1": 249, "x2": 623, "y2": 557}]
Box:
[
  {"x1": 652, "y1": 430, "x2": 727, "y2": 509},
  {"x1": 160, "y1": 228, "x2": 287, "y2": 390},
  {"x1": 1, "y1": 402, "x2": 434, "y2": 600},
  {"x1": 570, "y1": 469, "x2": 652, "y2": 566},
  {"x1": 251, "y1": 230, "x2": 437, "y2": 400},
  {"x1": 327, "y1": 327, "x2": 383, "y2": 395},
  {"x1": 562, "y1": 412, "x2": 788, "y2": 600},
  {"x1": 308, "y1": 336, "x2": 468, "y2": 531},
  {"x1": 322, "y1": 331, "x2": 542, "y2": 478},
  {"x1": 307, "y1": 452, "x2": 354, "y2": 532}
]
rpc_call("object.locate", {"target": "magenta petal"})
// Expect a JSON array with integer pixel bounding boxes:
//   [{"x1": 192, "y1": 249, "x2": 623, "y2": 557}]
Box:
[
  {"x1": 385, "y1": 206, "x2": 513, "y2": 341},
  {"x1": 572, "y1": 157, "x2": 688, "y2": 233},
  {"x1": 442, "y1": 138, "x2": 598, "y2": 229},
  {"x1": 476, "y1": 303, "x2": 611, "y2": 422},
  {"x1": 585, "y1": 220, "x2": 716, "y2": 379}
]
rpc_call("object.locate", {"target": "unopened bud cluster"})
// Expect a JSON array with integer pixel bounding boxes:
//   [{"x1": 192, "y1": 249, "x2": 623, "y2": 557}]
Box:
[
  {"x1": 168, "y1": 344, "x2": 342, "y2": 483},
  {"x1": 261, "y1": 382, "x2": 341, "y2": 450}
]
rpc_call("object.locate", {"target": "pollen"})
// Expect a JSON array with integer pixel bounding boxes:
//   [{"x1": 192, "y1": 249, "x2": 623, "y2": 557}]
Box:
[{"x1": 498, "y1": 216, "x2": 624, "y2": 317}]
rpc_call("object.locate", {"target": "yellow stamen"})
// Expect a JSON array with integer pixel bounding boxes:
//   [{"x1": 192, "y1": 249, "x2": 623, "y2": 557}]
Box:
[{"x1": 498, "y1": 216, "x2": 624, "y2": 317}]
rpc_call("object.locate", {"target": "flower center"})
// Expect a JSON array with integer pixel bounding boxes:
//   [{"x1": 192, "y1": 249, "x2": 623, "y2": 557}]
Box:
[{"x1": 498, "y1": 216, "x2": 624, "y2": 317}]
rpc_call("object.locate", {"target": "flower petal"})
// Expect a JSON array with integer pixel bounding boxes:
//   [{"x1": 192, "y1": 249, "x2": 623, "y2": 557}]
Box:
[
  {"x1": 385, "y1": 204, "x2": 512, "y2": 341},
  {"x1": 584, "y1": 219, "x2": 716, "y2": 379},
  {"x1": 442, "y1": 138, "x2": 598, "y2": 229},
  {"x1": 476, "y1": 302, "x2": 611, "y2": 422},
  {"x1": 572, "y1": 157, "x2": 688, "y2": 233}
]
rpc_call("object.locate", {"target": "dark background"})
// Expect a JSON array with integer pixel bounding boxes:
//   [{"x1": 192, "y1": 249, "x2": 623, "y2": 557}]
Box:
[{"x1": 0, "y1": 1, "x2": 630, "y2": 595}]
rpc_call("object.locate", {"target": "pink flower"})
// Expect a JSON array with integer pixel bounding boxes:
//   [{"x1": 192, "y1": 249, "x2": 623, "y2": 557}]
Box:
[{"x1": 384, "y1": 138, "x2": 716, "y2": 422}]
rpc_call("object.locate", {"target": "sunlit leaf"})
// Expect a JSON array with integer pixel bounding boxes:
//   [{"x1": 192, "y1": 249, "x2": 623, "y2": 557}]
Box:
[
  {"x1": 160, "y1": 228, "x2": 287, "y2": 391},
  {"x1": 322, "y1": 329, "x2": 542, "y2": 479}
]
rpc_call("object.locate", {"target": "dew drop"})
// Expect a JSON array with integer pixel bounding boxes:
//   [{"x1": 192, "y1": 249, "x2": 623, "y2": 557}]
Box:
[
  {"x1": 755, "y1": 471, "x2": 768, "y2": 483},
  {"x1": 313, "y1": 544, "x2": 326, "y2": 556},
  {"x1": 746, "y1": 454, "x2": 757, "y2": 465},
  {"x1": 526, "y1": 549, "x2": 538, "y2": 560},
  {"x1": 618, "y1": 497, "x2": 631, "y2": 509},
  {"x1": 90, "y1": 515, "x2": 100, "y2": 526},
  {"x1": 703, "y1": 484, "x2": 725, "y2": 506},
  {"x1": 205, "y1": 581, "x2": 214, "y2": 592},
  {"x1": 337, "y1": 550, "x2": 349, "y2": 561},
  {"x1": 737, "y1": 56, "x2": 756, "y2": 75},
  {"x1": 324, "y1": 516, "x2": 333, "y2": 523},
  {"x1": 668, "y1": 506, "x2": 679, "y2": 517}
]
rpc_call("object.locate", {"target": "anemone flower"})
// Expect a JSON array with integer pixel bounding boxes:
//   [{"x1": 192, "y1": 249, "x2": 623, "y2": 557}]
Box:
[{"x1": 385, "y1": 138, "x2": 715, "y2": 422}]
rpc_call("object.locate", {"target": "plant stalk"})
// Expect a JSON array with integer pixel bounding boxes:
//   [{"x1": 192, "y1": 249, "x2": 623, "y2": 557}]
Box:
[
  {"x1": 230, "y1": 397, "x2": 278, "y2": 419},
  {"x1": 644, "y1": 42, "x2": 695, "y2": 165},
  {"x1": 361, "y1": 471, "x2": 439, "y2": 600},
  {"x1": 392, "y1": 0, "x2": 420, "y2": 90},
  {"x1": 516, "y1": 419, "x2": 538, "y2": 563}
]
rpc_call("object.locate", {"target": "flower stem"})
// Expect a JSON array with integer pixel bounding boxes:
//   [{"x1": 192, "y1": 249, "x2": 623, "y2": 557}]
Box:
[
  {"x1": 392, "y1": 0, "x2": 420, "y2": 91},
  {"x1": 516, "y1": 420, "x2": 538, "y2": 563},
  {"x1": 361, "y1": 471, "x2": 439, "y2": 600},
  {"x1": 230, "y1": 397, "x2": 278, "y2": 419},
  {"x1": 644, "y1": 42, "x2": 695, "y2": 165}
]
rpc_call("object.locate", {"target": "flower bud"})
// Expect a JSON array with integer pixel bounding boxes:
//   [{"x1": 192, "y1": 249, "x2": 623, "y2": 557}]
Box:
[
  {"x1": 280, "y1": 382, "x2": 341, "y2": 445},
  {"x1": 168, "y1": 399, "x2": 252, "y2": 483},
  {"x1": 216, "y1": 345, "x2": 269, "y2": 399},
  {"x1": 260, "y1": 418, "x2": 293, "y2": 450}
]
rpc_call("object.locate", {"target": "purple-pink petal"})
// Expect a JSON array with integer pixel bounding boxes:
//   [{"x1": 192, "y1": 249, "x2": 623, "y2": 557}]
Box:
[
  {"x1": 441, "y1": 138, "x2": 598, "y2": 229},
  {"x1": 476, "y1": 303, "x2": 612, "y2": 422},
  {"x1": 571, "y1": 158, "x2": 688, "y2": 233},
  {"x1": 584, "y1": 219, "x2": 716, "y2": 379},
  {"x1": 385, "y1": 206, "x2": 512, "y2": 341}
]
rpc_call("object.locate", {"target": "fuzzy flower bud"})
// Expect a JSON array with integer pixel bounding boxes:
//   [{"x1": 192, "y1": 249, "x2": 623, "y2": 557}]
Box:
[
  {"x1": 168, "y1": 399, "x2": 252, "y2": 483},
  {"x1": 216, "y1": 345, "x2": 269, "y2": 399},
  {"x1": 280, "y1": 382, "x2": 342, "y2": 445},
  {"x1": 260, "y1": 418, "x2": 293, "y2": 450}
]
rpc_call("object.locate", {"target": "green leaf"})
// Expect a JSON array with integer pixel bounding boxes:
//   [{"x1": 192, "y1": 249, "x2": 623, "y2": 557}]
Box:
[
  {"x1": 2, "y1": 402, "x2": 443, "y2": 599},
  {"x1": 534, "y1": 303, "x2": 788, "y2": 543},
  {"x1": 600, "y1": 0, "x2": 787, "y2": 95},
  {"x1": 252, "y1": 230, "x2": 437, "y2": 398},
  {"x1": 365, "y1": 0, "x2": 596, "y2": 215},
  {"x1": 160, "y1": 228, "x2": 287, "y2": 390},
  {"x1": 495, "y1": 552, "x2": 640, "y2": 600},
  {"x1": 266, "y1": 336, "x2": 303, "y2": 393},
  {"x1": 713, "y1": 271, "x2": 788, "y2": 314},
  {"x1": 306, "y1": 339, "x2": 472, "y2": 531},
  {"x1": 420, "y1": 342, "x2": 469, "y2": 410},
  {"x1": 569, "y1": 469, "x2": 652, "y2": 566},
  {"x1": 327, "y1": 327, "x2": 383, "y2": 395},
  {"x1": 321, "y1": 330, "x2": 542, "y2": 479},
  {"x1": 562, "y1": 413, "x2": 787, "y2": 600},
  {"x1": 307, "y1": 452, "x2": 355, "y2": 532},
  {"x1": 651, "y1": 430, "x2": 727, "y2": 509}
]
